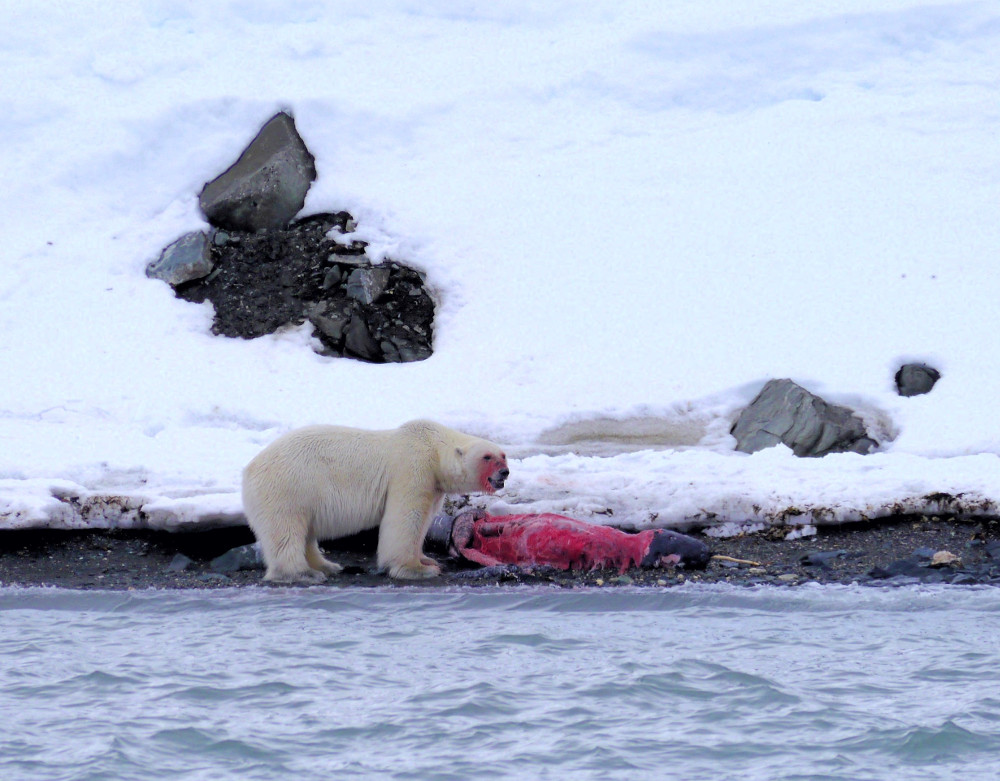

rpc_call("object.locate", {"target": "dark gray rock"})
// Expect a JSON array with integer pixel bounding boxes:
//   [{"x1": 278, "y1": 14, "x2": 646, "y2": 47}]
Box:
[
  {"x1": 346, "y1": 267, "x2": 390, "y2": 305},
  {"x1": 166, "y1": 553, "x2": 195, "y2": 572},
  {"x1": 985, "y1": 541, "x2": 1000, "y2": 559},
  {"x1": 322, "y1": 267, "x2": 342, "y2": 289},
  {"x1": 307, "y1": 300, "x2": 352, "y2": 344},
  {"x1": 895, "y1": 363, "x2": 941, "y2": 397},
  {"x1": 145, "y1": 231, "x2": 214, "y2": 286},
  {"x1": 380, "y1": 333, "x2": 433, "y2": 363},
  {"x1": 344, "y1": 315, "x2": 382, "y2": 362},
  {"x1": 801, "y1": 549, "x2": 848, "y2": 567},
  {"x1": 731, "y1": 379, "x2": 878, "y2": 457},
  {"x1": 199, "y1": 112, "x2": 317, "y2": 232},
  {"x1": 210, "y1": 543, "x2": 263, "y2": 573},
  {"x1": 884, "y1": 575, "x2": 924, "y2": 586},
  {"x1": 869, "y1": 557, "x2": 926, "y2": 579}
]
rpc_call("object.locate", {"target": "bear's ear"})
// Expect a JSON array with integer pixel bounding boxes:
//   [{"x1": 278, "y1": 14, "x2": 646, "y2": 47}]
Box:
[{"x1": 455, "y1": 447, "x2": 465, "y2": 458}]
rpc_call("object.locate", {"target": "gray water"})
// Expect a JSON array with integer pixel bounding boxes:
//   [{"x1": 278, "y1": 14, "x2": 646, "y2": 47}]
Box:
[{"x1": 2, "y1": 586, "x2": 999, "y2": 781}]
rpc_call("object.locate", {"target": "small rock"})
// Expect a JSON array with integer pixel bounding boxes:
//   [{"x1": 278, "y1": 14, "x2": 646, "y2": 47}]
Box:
[
  {"x1": 950, "y1": 573, "x2": 979, "y2": 586},
  {"x1": 885, "y1": 575, "x2": 922, "y2": 586},
  {"x1": 344, "y1": 315, "x2": 383, "y2": 362},
  {"x1": 913, "y1": 547, "x2": 937, "y2": 560},
  {"x1": 388, "y1": 336, "x2": 433, "y2": 363},
  {"x1": 895, "y1": 363, "x2": 941, "y2": 397},
  {"x1": 307, "y1": 301, "x2": 352, "y2": 344},
  {"x1": 331, "y1": 252, "x2": 365, "y2": 266},
  {"x1": 984, "y1": 541, "x2": 1000, "y2": 559},
  {"x1": 146, "y1": 231, "x2": 214, "y2": 286},
  {"x1": 929, "y1": 550, "x2": 960, "y2": 568},
  {"x1": 210, "y1": 543, "x2": 264, "y2": 573},
  {"x1": 870, "y1": 557, "x2": 925, "y2": 579},
  {"x1": 197, "y1": 572, "x2": 231, "y2": 582},
  {"x1": 346, "y1": 267, "x2": 390, "y2": 305},
  {"x1": 322, "y1": 267, "x2": 342, "y2": 289},
  {"x1": 611, "y1": 575, "x2": 633, "y2": 585},
  {"x1": 748, "y1": 567, "x2": 767, "y2": 575},
  {"x1": 165, "y1": 553, "x2": 195, "y2": 572},
  {"x1": 778, "y1": 573, "x2": 798, "y2": 582},
  {"x1": 801, "y1": 550, "x2": 848, "y2": 567}
]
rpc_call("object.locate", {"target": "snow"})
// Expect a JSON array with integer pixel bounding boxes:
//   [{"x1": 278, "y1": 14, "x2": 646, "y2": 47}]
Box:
[{"x1": 2, "y1": 0, "x2": 999, "y2": 532}]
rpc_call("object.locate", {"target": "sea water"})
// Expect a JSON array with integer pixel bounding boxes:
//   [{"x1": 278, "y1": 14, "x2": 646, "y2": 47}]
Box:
[{"x1": 1, "y1": 585, "x2": 999, "y2": 781}]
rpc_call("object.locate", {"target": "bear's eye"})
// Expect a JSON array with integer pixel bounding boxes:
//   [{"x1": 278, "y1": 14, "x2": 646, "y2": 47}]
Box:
[{"x1": 482, "y1": 454, "x2": 492, "y2": 461}]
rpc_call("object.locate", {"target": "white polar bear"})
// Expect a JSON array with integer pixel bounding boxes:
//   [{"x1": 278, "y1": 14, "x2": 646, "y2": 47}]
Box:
[{"x1": 242, "y1": 419, "x2": 509, "y2": 582}]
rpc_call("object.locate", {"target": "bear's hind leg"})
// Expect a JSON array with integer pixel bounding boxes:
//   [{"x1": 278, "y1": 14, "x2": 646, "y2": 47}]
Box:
[{"x1": 306, "y1": 539, "x2": 343, "y2": 576}]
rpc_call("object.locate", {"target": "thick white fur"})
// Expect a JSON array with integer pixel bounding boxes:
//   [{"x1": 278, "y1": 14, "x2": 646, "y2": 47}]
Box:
[{"x1": 242, "y1": 420, "x2": 506, "y2": 582}]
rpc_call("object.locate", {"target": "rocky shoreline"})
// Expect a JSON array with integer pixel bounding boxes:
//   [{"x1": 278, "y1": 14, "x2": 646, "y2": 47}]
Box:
[{"x1": 1, "y1": 514, "x2": 999, "y2": 590}]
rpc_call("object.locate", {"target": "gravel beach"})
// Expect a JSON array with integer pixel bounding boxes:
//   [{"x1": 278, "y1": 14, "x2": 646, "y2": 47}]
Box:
[{"x1": 2, "y1": 515, "x2": 998, "y2": 590}]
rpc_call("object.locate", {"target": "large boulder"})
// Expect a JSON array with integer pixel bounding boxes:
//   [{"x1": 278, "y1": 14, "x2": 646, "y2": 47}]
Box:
[
  {"x1": 199, "y1": 112, "x2": 317, "y2": 233},
  {"x1": 895, "y1": 363, "x2": 940, "y2": 397},
  {"x1": 174, "y1": 212, "x2": 434, "y2": 363},
  {"x1": 731, "y1": 379, "x2": 877, "y2": 457}
]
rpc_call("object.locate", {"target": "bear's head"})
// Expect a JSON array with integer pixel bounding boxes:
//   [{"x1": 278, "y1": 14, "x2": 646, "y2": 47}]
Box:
[
  {"x1": 476, "y1": 448, "x2": 509, "y2": 494},
  {"x1": 450, "y1": 440, "x2": 509, "y2": 495}
]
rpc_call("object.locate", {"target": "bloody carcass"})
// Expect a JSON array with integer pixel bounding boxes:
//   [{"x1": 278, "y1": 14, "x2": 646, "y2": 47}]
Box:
[{"x1": 427, "y1": 510, "x2": 711, "y2": 574}]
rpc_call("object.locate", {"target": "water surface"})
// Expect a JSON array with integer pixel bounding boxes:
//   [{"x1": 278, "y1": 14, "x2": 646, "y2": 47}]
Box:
[{"x1": 2, "y1": 585, "x2": 999, "y2": 780}]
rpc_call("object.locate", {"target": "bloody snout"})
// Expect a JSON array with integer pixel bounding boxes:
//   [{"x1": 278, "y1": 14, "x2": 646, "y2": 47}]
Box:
[{"x1": 489, "y1": 466, "x2": 509, "y2": 490}]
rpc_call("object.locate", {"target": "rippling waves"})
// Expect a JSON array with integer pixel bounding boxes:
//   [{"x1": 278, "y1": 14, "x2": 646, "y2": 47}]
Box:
[{"x1": 2, "y1": 585, "x2": 1000, "y2": 780}]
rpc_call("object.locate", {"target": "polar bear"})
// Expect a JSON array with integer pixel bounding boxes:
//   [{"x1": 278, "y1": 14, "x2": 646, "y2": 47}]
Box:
[{"x1": 242, "y1": 419, "x2": 509, "y2": 582}]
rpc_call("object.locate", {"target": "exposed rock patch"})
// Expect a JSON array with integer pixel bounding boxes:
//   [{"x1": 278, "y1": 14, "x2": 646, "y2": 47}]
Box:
[
  {"x1": 148, "y1": 110, "x2": 435, "y2": 363},
  {"x1": 175, "y1": 212, "x2": 434, "y2": 362},
  {"x1": 731, "y1": 378, "x2": 878, "y2": 457}
]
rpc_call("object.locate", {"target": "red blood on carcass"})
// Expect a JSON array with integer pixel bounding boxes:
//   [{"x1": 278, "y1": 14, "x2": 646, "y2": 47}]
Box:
[{"x1": 447, "y1": 511, "x2": 710, "y2": 574}]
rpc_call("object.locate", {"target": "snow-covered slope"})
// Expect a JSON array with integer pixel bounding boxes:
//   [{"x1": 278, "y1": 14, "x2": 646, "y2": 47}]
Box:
[{"x1": 2, "y1": 1, "x2": 999, "y2": 531}]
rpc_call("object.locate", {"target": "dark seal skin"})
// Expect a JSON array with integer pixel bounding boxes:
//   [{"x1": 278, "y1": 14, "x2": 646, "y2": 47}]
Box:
[{"x1": 641, "y1": 529, "x2": 712, "y2": 569}]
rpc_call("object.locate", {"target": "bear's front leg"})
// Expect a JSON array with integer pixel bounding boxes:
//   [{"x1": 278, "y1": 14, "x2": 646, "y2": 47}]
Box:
[
  {"x1": 390, "y1": 558, "x2": 442, "y2": 580},
  {"x1": 377, "y1": 488, "x2": 440, "y2": 579}
]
